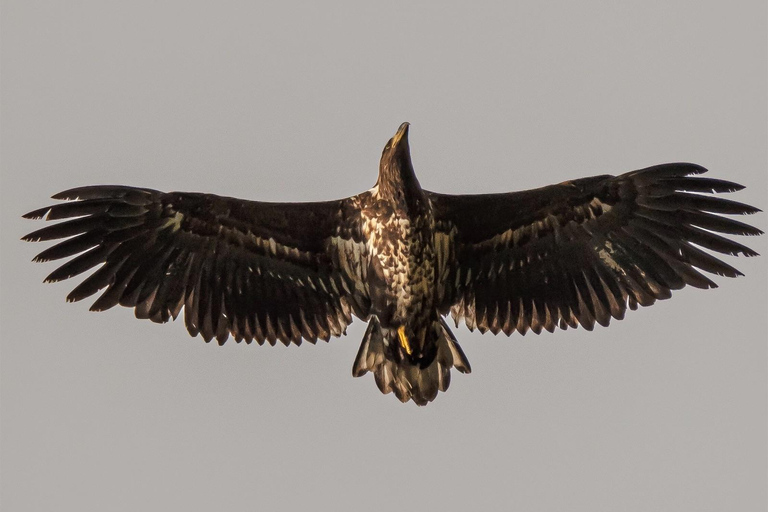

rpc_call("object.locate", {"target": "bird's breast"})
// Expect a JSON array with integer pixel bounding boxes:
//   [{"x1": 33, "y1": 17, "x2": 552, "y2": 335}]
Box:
[{"x1": 362, "y1": 206, "x2": 436, "y2": 325}]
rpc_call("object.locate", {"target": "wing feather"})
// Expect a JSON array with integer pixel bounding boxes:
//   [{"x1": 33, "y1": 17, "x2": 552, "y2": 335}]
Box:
[
  {"x1": 429, "y1": 163, "x2": 761, "y2": 335},
  {"x1": 23, "y1": 186, "x2": 370, "y2": 346}
]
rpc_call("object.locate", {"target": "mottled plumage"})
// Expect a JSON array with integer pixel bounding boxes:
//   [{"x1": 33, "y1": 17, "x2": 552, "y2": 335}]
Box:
[{"x1": 23, "y1": 123, "x2": 762, "y2": 405}]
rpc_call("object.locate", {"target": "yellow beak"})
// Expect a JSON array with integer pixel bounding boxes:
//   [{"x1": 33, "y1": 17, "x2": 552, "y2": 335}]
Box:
[{"x1": 391, "y1": 122, "x2": 410, "y2": 149}]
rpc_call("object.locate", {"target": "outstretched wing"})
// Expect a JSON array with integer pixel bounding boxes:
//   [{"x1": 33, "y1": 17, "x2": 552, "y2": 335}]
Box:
[
  {"x1": 428, "y1": 163, "x2": 762, "y2": 335},
  {"x1": 23, "y1": 186, "x2": 371, "y2": 346}
]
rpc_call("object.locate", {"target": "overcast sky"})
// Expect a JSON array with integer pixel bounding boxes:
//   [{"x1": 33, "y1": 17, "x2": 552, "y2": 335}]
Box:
[{"x1": 2, "y1": 1, "x2": 766, "y2": 511}]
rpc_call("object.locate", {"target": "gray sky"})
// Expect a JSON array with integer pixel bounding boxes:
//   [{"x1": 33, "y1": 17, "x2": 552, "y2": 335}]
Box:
[{"x1": 1, "y1": 1, "x2": 766, "y2": 511}]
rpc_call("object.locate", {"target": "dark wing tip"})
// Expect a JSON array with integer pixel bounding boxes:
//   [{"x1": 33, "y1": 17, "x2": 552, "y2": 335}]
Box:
[
  {"x1": 50, "y1": 185, "x2": 124, "y2": 200},
  {"x1": 21, "y1": 228, "x2": 49, "y2": 242},
  {"x1": 22, "y1": 206, "x2": 52, "y2": 220},
  {"x1": 677, "y1": 162, "x2": 709, "y2": 176},
  {"x1": 639, "y1": 162, "x2": 709, "y2": 177},
  {"x1": 657, "y1": 177, "x2": 747, "y2": 194},
  {"x1": 51, "y1": 185, "x2": 159, "y2": 202},
  {"x1": 626, "y1": 163, "x2": 709, "y2": 187}
]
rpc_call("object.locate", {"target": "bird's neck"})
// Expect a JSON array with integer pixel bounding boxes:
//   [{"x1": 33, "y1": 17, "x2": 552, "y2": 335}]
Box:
[{"x1": 375, "y1": 158, "x2": 426, "y2": 211}]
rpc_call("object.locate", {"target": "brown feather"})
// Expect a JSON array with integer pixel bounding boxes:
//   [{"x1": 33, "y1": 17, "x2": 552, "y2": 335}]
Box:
[{"x1": 435, "y1": 163, "x2": 759, "y2": 335}]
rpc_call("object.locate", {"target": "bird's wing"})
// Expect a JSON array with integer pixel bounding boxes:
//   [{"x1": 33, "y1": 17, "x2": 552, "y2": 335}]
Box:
[
  {"x1": 23, "y1": 186, "x2": 372, "y2": 346},
  {"x1": 427, "y1": 163, "x2": 762, "y2": 335}
]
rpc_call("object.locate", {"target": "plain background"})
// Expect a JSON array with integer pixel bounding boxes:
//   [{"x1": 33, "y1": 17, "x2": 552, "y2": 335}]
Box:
[{"x1": 1, "y1": 1, "x2": 766, "y2": 511}]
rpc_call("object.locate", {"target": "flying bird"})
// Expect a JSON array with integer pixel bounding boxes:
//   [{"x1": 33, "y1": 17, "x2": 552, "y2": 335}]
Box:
[{"x1": 22, "y1": 123, "x2": 762, "y2": 405}]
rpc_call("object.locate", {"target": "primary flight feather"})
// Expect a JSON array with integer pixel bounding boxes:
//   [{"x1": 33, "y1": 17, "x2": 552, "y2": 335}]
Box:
[{"x1": 23, "y1": 123, "x2": 762, "y2": 405}]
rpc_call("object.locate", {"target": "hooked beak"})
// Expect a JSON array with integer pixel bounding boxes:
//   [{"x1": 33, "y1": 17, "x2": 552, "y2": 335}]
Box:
[{"x1": 391, "y1": 122, "x2": 410, "y2": 150}]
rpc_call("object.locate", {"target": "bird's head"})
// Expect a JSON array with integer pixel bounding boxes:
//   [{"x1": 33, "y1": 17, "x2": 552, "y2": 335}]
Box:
[
  {"x1": 376, "y1": 122, "x2": 421, "y2": 202},
  {"x1": 382, "y1": 122, "x2": 411, "y2": 161}
]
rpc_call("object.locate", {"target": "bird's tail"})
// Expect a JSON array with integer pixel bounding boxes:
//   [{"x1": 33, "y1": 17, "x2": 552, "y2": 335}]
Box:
[{"x1": 352, "y1": 317, "x2": 471, "y2": 405}]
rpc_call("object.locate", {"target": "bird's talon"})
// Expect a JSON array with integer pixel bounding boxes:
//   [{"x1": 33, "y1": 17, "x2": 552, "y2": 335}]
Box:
[{"x1": 397, "y1": 326, "x2": 412, "y2": 355}]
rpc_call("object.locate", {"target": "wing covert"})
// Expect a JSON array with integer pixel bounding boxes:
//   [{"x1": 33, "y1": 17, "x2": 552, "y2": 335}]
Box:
[
  {"x1": 428, "y1": 163, "x2": 762, "y2": 335},
  {"x1": 23, "y1": 185, "x2": 371, "y2": 346}
]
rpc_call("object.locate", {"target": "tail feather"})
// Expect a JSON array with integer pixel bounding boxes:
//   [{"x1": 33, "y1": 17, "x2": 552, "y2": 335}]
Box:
[{"x1": 353, "y1": 317, "x2": 470, "y2": 406}]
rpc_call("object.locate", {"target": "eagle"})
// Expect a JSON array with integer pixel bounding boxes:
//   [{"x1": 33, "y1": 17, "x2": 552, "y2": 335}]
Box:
[{"x1": 23, "y1": 122, "x2": 762, "y2": 405}]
